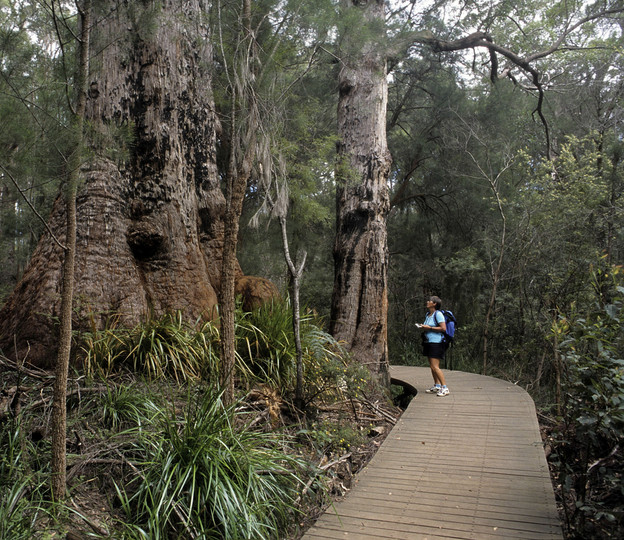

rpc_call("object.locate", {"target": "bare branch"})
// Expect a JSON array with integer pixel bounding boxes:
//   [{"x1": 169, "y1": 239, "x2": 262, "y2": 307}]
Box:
[
  {"x1": 526, "y1": 7, "x2": 624, "y2": 63},
  {"x1": 413, "y1": 30, "x2": 554, "y2": 155},
  {"x1": 410, "y1": 5, "x2": 624, "y2": 158}
]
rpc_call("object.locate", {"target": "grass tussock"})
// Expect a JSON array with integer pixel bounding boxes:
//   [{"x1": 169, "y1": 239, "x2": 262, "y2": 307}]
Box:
[{"x1": 116, "y1": 388, "x2": 307, "y2": 539}]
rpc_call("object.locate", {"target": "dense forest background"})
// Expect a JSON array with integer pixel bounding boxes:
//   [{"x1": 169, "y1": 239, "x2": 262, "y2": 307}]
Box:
[
  {"x1": 1, "y1": 0, "x2": 623, "y2": 538},
  {"x1": 232, "y1": 0, "x2": 624, "y2": 387}
]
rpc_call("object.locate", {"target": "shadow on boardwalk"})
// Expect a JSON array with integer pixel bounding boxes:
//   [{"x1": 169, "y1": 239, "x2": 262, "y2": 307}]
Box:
[{"x1": 302, "y1": 366, "x2": 562, "y2": 540}]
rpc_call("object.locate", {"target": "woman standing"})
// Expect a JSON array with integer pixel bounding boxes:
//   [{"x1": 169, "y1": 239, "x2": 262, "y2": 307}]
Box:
[{"x1": 419, "y1": 296, "x2": 450, "y2": 397}]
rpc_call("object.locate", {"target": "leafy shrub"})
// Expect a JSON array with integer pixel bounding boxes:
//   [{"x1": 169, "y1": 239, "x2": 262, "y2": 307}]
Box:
[
  {"x1": 552, "y1": 264, "x2": 624, "y2": 537},
  {"x1": 302, "y1": 419, "x2": 365, "y2": 455}
]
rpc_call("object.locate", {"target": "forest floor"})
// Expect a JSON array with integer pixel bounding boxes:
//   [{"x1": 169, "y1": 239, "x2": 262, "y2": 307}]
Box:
[{"x1": 6, "y1": 356, "x2": 622, "y2": 539}]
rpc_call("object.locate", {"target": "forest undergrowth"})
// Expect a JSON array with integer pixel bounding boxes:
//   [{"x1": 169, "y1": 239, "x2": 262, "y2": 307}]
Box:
[
  {"x1": 0, "y1": 302, "x2": 402, "y2": 539},
  {"x1": 0, "y1": 359, "x2": 402, "y2": 540}
]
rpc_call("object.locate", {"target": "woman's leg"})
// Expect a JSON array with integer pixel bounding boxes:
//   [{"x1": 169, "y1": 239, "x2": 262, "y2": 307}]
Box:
[{"x1": 429, "y1": 357, "x2": 446, "y2": 386}]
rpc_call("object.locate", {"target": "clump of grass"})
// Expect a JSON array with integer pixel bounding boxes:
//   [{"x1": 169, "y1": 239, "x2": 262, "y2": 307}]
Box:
[
  {"x1": 81, "y1": 312, "x2": 220, "y2": 382},
  {"x1": 96, "y1": 382, "x2": 161, "y2": 431},
  {"x1": 235, "y1": 299, "x2": 298, "y2": 387},
  {"x1": 236, "y1": 298, "x2": 351, "y2": 403},
  {"x1": 115, "y1": 387, "x2": 309, "y2": 539}
]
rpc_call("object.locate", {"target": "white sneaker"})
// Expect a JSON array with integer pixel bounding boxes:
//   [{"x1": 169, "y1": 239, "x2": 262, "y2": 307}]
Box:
[
  {"x1": 426, "y1": 385, "x2": 441, "y2": 393},
  {"x1": 437, "y1": 387, "x2": 450, "y2": 397}
]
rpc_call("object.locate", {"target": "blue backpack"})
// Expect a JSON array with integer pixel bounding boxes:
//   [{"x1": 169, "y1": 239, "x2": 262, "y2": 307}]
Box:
[{"x1": 438, "y1": 310, "x2": 457, "y2": 347}]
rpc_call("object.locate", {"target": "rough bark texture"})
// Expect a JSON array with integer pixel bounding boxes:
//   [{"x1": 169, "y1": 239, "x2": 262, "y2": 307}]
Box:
[
  {"x1": 235, "y1": 275, "x2": 279, "y2": 312},
  {"x1": 0, "y1": 1, "x2": 245, "y2": 367},
  {"x1": 330, "y1": 0, "x2": 391, "y2": 383}
]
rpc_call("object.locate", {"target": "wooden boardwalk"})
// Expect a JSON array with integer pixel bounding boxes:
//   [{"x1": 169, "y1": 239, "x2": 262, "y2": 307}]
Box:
[{"x1": 301, "y1": 366, "x2": 562, "y2": 540}]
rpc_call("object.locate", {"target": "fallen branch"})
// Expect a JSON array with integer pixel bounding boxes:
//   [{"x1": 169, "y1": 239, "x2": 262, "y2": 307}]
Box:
[
  {"x1": 320, "y1": 452, "x2": 352, "y2": 471},
  {"x1": 23, "y1": 385, "x2": 107, "y2": 412},
  {"x1": 66, "y1": 458, "x2": 127, "y2": 483},
  {"x1": 295, "y1": 452, "x2": 353, "y2": 506},
  {"x1": 360, "y1": 394, "x2": 398, "y2": 426},
  {"x1": 69, "y1": 496, "x2": 110, "y2": 537},
  {"x1": 587, "y1": 445, "x2": 620, "y2": 475},
  {"x1": 0, "y1": 354, "x2": 51, "y2": 380}
]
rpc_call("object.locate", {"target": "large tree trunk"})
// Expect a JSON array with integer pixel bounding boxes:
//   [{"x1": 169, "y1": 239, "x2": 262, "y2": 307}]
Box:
[
  {"x1": 0, "y1": 0, "x2": 237, "y2": 367},
  {"x1": 330, "y1": 0, "x2": 392, "y2": 383}
]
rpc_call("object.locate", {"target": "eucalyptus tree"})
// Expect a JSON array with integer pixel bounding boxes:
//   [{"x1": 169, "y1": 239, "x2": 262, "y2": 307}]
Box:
[
  {"x1": 326, "y1": 0, "x2": 624, "y2": 379},
  {"x1": 0, "y1": 1, "x2": 232, "y2": 368},
  {"x1": 329, "y1": 0, "x2": 392, "y2": 382}
]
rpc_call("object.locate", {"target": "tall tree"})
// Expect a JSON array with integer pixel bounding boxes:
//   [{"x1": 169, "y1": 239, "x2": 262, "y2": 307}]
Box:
[
  {"x1": 0, "y1": 1, "x2": 229, "y2": 367},
  {"x1": 215, "y1": 0, "x2": 259, "y2": 404},
  {"x1": 330, "y1": 0, "x2": 392, "y2": 382}
]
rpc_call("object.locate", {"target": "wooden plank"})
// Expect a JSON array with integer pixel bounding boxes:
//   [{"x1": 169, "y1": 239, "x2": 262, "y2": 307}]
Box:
[{"x1": 301, "y1": 367, "x2": 562, "y2": 540}]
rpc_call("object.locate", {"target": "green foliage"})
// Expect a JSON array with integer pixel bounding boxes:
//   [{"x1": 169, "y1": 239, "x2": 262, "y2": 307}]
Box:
[
  {"x1": 115, "y1": 388, "x2": 307, "y2": 540},
  {"x1": 0, "y1": 421, "x2": 51, "y2": 539},
  {"x1": 522, "y1": 134, "x2": 613, "y2": 246},
  {"x1": 552, "y1": 263, "x2": 624, "y2": 537},
  {"x1": 301, "y1": 419, "x2": 364, "y2": 455},
  {"x1": 80, "y1": 299, "x2": 361, "y2": 409},
  {"x1": 235, "y1": 298, "x2": 356, "y2": 404},
  {"x1": 0, "y1": 0, "x2": 69, "y2": 302},
  {"x1": 81, "y1": 312, "x2": 220, "y2": 382}
]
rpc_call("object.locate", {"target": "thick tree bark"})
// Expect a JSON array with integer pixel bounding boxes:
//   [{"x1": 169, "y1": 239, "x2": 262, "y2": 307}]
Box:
[
  {"x1": 330, "y1": 0, "x2": 392, "y2": 383},
  {"x1": 0, "y1": 0, "x2": 235, "y2": 367}
]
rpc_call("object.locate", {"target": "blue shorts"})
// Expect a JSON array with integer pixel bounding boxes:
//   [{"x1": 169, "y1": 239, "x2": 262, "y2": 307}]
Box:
[{"x1": 423, "y1": 342, "x2": 446, "y2": 360}]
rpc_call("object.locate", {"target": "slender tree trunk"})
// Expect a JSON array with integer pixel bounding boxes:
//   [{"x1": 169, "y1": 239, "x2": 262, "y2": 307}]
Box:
[
  {"x1": 278, "y1": 215, "x2": 306, "y2": 410},
  {"x1": 51, "y1": 0, "x2": 91, "y2": 501},
  {"x1": 219, "y1": 138, "x2": 254, "y2": 404},
  {"x1": 552, "y1": 312, "x2": 562, "y2": 416},
  {"x1": 218, "y1": 0, "x2": 257, "y2": 405},
  {"x1": 330, "y1": 0, "x2": 391, "y2": 383},
  {"x1": 483, "y1": 208, "x2": 505, "y2": 376},
  {"x1": 462, "y1": 147, "x2": 511, "y2": 376}
]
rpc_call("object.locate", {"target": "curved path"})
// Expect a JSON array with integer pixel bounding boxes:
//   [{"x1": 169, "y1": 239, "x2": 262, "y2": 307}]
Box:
[{"x1": 302, "y1": 366, "x2": 562, "y2": 539}]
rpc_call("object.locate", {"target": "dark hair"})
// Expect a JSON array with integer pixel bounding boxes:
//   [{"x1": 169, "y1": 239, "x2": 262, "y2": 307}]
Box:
[{"x1": 430, "y1": 296, "x2": 442, "y2": 310}]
